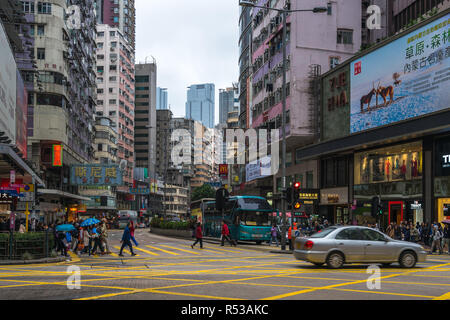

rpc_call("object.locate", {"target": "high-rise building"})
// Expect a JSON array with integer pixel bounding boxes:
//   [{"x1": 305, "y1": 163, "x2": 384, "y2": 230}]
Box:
[
  {"x1": 134, "y1": 63, "x2": 157, "y2": 186},
  {"x1": 95, "y1": 0, "x2": 136, "y2": 51},
  {"x1": 25, "y1": 0, "x2": 97, "y2": 207},
  {"x1": 219, "y1": 86, "x2": 239, "y2": 126},
  {"x1": 246, "y1": 0, "x2": 362, "y2": 201},
  {"x1": 95, "y1": 24, "x2": 135, "y2": 209},
  {"x1": 185, "y1": 83, "x2": 215, "y2": 129},
  {"x1": 156, "y1": 87, "x2": 168, "y2": 110}
]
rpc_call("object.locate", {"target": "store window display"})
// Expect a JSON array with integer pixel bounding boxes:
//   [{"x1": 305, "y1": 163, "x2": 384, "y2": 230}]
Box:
[{"x1": 355, "y1": 141, "x2": 422, "y2": 185}]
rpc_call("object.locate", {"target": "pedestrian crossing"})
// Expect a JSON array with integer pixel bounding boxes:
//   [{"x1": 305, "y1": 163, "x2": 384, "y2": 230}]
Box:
[{"x1": 89, "y1": 242, "x2": 265, "y2": 258}]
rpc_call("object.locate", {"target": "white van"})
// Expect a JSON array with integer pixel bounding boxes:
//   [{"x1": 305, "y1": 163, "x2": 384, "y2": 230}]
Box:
[{"x1": 118, "y1": 210, "x2": 138, "y2": 229}]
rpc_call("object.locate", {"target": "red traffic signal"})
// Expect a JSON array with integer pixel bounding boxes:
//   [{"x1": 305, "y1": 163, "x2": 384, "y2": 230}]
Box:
[{"x1": 294, "y1": 182, "x2": 301, "y2": 189}]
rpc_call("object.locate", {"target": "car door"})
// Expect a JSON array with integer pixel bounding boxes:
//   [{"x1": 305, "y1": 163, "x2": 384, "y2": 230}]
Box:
[
  {"x1": 334, "y1": 228, "x2": 366, "y2": 262},
  {"x1": 360, "y1": 229, "x2": 392, "y2": 262}
]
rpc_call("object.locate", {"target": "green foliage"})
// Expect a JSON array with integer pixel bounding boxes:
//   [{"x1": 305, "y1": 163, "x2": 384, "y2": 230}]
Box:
[
  {"x1": 191, "y1": 184, "x2": 216, "y2": 202},
  {"x1": 150, "y1": 219, "x2": 191, "y2": 230}
]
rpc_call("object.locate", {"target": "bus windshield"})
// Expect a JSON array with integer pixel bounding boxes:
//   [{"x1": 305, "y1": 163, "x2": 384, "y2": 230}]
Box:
[
  {"x1": 237, "y1": 197, "x2": 273, "y2": 211},
  {"x1": 239, "y1": 211, "x2": 270, "y2": 226}
]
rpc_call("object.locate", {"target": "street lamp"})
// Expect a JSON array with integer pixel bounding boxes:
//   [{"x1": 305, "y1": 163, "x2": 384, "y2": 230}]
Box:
[{"x1": 239, "y1": 0, "x2": 327, "y2": 251}]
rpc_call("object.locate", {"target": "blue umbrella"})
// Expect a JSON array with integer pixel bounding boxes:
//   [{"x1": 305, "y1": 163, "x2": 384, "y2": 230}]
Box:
[
  {"x1": 80, "y1": 218, "x2": 101, "y2": 227},
  {"x1": 56, "y1": 224, "x2": 76, "y2": 232}
]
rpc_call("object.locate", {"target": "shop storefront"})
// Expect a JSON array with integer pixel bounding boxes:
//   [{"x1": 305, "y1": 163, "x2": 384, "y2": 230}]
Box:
[
  {"x1": 435, "y1": 136, "x2": 450, "y2": 223},
  {"x1": 353, "y1": 141, "x2": 424, "y2": 229},
  {"x1": 320, "y1": 187, "x2": 349, "y2": 225}
]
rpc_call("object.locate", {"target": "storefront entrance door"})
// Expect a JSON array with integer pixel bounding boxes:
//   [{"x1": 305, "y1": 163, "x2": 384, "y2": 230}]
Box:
[{"x1": 389, "y1": 201, "x2": 404, "y2": 224}]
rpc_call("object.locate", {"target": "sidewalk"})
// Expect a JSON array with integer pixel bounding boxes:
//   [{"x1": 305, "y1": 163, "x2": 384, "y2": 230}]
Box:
[{"x1": 0, "y1": 256, "x2": 69, "y2": 266}]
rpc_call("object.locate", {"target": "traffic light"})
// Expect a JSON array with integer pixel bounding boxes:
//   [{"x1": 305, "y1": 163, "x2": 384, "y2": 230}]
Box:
[
  {"x1": 292, "y1": 182, "x2": 301, "y2": 205},
  {"x1": 371, "y1": 197, "x2": 384, "y2": 217},
  {"x1": 216, "y1": 187, "x2": 230, "y2": 211},
  {"x1": 282, "y1": 187, "x2": 293, "y2": 204}
]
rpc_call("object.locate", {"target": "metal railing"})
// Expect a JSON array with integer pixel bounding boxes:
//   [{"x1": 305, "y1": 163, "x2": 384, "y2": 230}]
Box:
[{"x1": 0, "y1": 231, "x2": 55, "y2": 261}]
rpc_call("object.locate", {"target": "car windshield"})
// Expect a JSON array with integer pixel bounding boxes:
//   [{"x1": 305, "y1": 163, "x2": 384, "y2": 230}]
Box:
[{"x1": 309, "y1": 227, "x2": 337, "y2": 238}]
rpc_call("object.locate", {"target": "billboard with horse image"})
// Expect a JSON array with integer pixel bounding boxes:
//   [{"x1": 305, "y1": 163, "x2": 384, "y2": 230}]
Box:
[{"x1": 350, "y1": 14, "x2": 450, "y2": 134}]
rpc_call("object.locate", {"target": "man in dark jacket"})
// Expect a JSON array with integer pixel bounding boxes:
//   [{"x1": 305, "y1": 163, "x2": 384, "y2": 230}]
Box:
[
  {"x1": 443, "y1": 224, "x2": 450, "y2": 254},
  {"x1": 119, "y1": 222, "x2": 136, "y2": 257}
]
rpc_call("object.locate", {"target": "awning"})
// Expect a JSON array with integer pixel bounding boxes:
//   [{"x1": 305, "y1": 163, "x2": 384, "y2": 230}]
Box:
[
  {"x1": 38, "y1": 189, "x2": 91, "y2": 201},
  {"x1": 0, "y1": 144, "x2": 45, "y2": 187}
]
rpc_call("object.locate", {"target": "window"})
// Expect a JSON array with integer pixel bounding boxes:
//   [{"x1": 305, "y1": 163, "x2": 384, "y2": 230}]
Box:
[
  {"x1": 97, "y1": 100, "x2": 104, "y2": 105},
  {"x1": 111, "y1": 41, "x2": 117, "y2": 48},
  {"x1": 22, "y1": 1, "x2": 35, "y2": 13},
  {"x1": 109, "y1": 76, "x2": 117, "y2": 82},
  {"x1": 110, "y1": 31, "x2": 116, "y2": 37},
  {"x1": 97, "y1": 42, "x2": 104, "y2": 49},
  {"x1": 37, "y1": 2, "x2": 52, "y2": 14},
  {"x1": 109, "y1": 88, "x2": 114, "y2": 93},
  {"x1": 36, "y1": 25, "x2": 45, "y2": 36},
  {"x1": 97, "y1": 54, "x2": 104, "y2": 60},
  {"x1": 37, "y1": 48, "x2": 45, "y2": 60},
  {"x1": 37, "y1": 93, "x2": 65, "y2": 108},
  {"x1": 337, "y1": 29, "x2": 353, "y2": 44},
  {"x1": 306, "y1": 171, "x2": 314, "y2": 188},
  {"x1": 98, "y1": 144, "x2": 103, "y2": 151},
  {"x1": 39, "y1": 71, "x2": 64, "y2": 85},
  {"x1": 361, "y1": 229, "x2": 387, "y2": 242},
  {"x1": 97, "y1": 31, "x2": 104, "y2": 37},
  {"x1": 136, "y1": 76, "x2": 149, "y2": 83},
  {"x1": 109, "y1": 99, "x2": 117, "y2": 105},
  {"x1": 335, "y1": 228, "x2": 364, "y2": 240}
]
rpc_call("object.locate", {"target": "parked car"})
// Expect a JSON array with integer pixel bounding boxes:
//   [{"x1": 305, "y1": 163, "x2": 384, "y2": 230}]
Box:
[{"x1": 293, "y1": 226, "x2": 427, "y2": 269}]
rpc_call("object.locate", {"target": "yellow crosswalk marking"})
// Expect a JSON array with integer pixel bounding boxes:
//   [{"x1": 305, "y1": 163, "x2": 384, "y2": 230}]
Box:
[
  {"x1": 113, "y1": 246, "x2": 140, "y2": 257},
  {"x1": 434, "y1": 292, "x2": 450, "y2": 300},
  {"x1": 207, "y1": 245, "x2": 243, "y2": 254},
  {"x1": 181, "y1": 245, "x2": 224, "y2": 255},
  {"x1": 160, "y1": 244, "x2": 200, "y2": 255},
  {"x1": 134, "y1": 246, "x2": 159, "y2": 256},
  {"x1": 145, "y1": 246, "x2": 178, "y2": 255},
  {"x1": 109, "y1": 252, "x2": 119, "y2": 257}
]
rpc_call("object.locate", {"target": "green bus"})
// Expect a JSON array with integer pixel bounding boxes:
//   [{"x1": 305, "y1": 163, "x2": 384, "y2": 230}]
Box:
[{"x1": 194, "y1": 196, "x2": 274, "y2": 244}]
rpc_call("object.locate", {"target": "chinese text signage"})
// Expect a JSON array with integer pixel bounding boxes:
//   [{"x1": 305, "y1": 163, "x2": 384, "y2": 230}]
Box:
[
  {"x1": 351, "y1": 14, "x2": 450, "y2": 134},
  {"x1": 70, "y1": 165, "x2": 122, "y2": 186}
]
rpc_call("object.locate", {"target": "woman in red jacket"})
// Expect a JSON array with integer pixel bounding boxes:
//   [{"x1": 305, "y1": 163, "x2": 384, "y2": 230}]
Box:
[{"x1": 191, "y1": 222, "x2": 203, "y2": 249}]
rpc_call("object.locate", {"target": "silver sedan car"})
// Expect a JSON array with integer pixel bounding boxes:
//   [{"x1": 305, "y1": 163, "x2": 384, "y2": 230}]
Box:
[{"x1": 293, "y1": 226, "x2": 427, "y2": 269}]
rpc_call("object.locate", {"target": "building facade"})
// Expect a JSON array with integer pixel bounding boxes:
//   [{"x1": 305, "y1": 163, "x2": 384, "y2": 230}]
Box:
[
  {"x1": 185, "y1": 83, "x2": 215, "y2": 129},
  {"x1": 244, "y1": 0, "x2": 362, "y2": 209},
  {"x1": 95, "y1": 24, "x2": 135, "y2": 209},
  {"x1": 296, "y1": 10, "x2": 450, "y2": 228},
  {"x1": 95, "y1": 0, "x2": 136, "y2": 51}
]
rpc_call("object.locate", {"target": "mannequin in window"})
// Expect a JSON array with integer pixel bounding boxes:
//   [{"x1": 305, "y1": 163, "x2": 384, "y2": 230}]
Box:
[
  {"x1": 385, "y1": 159, "x2": 391, "y2": 181},
  {"x1": 401, "y1": 160, "x2": 407, "y2": 180},
  {"x1": 412, "y1": 158, "x2": 418, "y2": 178}
]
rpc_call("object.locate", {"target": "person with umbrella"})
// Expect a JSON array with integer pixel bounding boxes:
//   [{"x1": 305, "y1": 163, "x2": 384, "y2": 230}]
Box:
[{"x1": 119, "y1": 222, "x2": 136, "y2": 257}]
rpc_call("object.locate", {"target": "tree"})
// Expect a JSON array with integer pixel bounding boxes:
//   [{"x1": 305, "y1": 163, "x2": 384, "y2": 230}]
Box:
[{"x1": 191, "y1": 184, "x2": 216, "y2": 202}]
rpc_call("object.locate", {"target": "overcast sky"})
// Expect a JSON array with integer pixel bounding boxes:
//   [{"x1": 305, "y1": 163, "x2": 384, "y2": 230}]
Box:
[{"x1": 135, "y1": 0, "x2": 240, "y2": 123}]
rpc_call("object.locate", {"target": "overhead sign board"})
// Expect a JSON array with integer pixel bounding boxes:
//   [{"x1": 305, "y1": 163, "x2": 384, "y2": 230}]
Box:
[{"x1": 70, "y1": 165, "x2": 123, "y2": 186}]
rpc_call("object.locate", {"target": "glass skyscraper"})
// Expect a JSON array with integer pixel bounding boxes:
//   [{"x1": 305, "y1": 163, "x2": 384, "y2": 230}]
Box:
[
  {"x1": 185, "y1": 84, "x2": 215, "y2": 129},
  {"x1": 156, "y1": 87, "x2": 168, "y2": 110}
]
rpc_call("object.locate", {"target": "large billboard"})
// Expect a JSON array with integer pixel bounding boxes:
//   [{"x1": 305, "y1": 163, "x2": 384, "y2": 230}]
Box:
[
  {"x1": 0, "y1": 22, "x2": 16, "y2": 143},
  {"x1": 71, "y1": 165, "x2": 123, "y2": 186},
  {"x1": 350, "y1": 14, "x2": 450, "y2": 134}
]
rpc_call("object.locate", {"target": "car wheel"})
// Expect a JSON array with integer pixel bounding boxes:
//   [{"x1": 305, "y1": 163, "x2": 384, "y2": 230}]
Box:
[
  {"x1": 326, "y1": 252, "x2": 344, "y2": 269},
  {"x1": 399, "y1": 251, "x2": 417, "y2": 268}
]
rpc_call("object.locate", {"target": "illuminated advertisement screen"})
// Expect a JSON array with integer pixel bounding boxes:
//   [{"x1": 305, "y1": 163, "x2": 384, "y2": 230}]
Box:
[
  {"x1": 350, "y1": 14, "x2": 450, "y2": 134},
  {"x1": 71, "y1": 165, "x2": 123, "y2": 186}
]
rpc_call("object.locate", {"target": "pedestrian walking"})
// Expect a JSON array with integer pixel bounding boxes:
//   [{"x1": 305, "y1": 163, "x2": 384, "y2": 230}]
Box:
[
  {"x1": 99, "y1": 220, "x2": 111, "y2": 254},
  {"x1": 430, "y1": 225, "x2": 443, "y2": 255},
  {"x1": 221, "y1": 220, "x2": 235, "y2": 247},
  {"x1": 411, "y1": 224, "x2": 419, "y2": 243},
  {"x1": 119, "y1": 222, "x2": 136, "y2": 257},
  {"x1": 270, "y1": 223, "x2": 279, "y2": 247},
  {"x1": 191, "y1": 223, "x2": 203, "y2": 249},
  {"x1": 130, "y1": 220, "x2": 139, "y2": 247},
  {"x1": 443, "y1": 224, "x2": 450, "y2": 254},
  {"x1": 90, "y1": 224, "x2": 104, "y2": 256}
]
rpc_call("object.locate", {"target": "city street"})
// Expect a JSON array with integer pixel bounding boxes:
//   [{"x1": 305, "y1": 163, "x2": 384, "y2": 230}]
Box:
[{"x1": 0, "y1": 229, "x2": 449, "y2": 300}]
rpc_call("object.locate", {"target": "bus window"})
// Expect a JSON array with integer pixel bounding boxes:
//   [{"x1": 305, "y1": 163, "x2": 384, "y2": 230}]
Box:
[
  {"x1": 237, "y1": 198, "x2": 273, "y2": 211},
  {"x1": 239, "y1": 211, "x2": 270, "y2": 226}
]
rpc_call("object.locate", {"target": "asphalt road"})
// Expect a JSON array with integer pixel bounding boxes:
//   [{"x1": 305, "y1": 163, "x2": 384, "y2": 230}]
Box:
[{"x1": 0, "y1": 229, "x2": 449, "y2": 301}]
